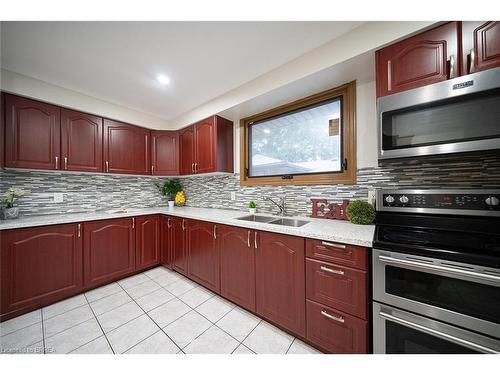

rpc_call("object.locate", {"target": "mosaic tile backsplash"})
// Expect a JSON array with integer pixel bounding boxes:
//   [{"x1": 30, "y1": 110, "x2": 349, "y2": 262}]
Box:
[{"x1": 1, "y1": 153, "x2": 500, "y2": 218}]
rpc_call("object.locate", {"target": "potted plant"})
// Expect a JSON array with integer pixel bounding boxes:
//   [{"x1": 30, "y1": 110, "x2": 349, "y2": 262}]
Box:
[
  {"x1": 346, "y1": 200, "x2": 376, "y2": 225},
  {"x1": 2, "y1": 187, "x2": 25, "y2": 220},
  {"x1": 157, "y1": 179, "x2": 182, "y2": 208},
  {"x1": 248, "y1": 200, "x2": 257, "y2": 214}
]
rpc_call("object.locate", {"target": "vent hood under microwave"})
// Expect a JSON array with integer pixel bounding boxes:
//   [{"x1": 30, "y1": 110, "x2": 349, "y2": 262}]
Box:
[{"x1": 377, "y1": 67, "x2": 500, "y2": 161}]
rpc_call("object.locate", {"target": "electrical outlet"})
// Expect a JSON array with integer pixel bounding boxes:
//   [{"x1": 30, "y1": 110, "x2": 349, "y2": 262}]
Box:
[
  {"x1": 53, "y1": 193, "x2": 64, "y2": 203},
  {"x1": 368, "y1": 190, "x2": 376, "y2": 206},
  {"x1": 230, "y1": 192, "x2": 236, "y2": 201}
]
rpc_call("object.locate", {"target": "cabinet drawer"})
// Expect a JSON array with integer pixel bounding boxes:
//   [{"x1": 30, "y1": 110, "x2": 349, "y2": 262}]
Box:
[
  {"x1": 306, "y1": 299, "x2": 368, "y2": 354},
  {"x1": 306, "y1": 258, "x2": 367, "y2": 319},
  {"x1": 306, "y1": 239, "x2": 367, "y2": 270}
]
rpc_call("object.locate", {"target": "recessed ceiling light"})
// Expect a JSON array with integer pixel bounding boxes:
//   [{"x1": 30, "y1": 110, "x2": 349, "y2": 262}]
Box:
[{"x1": 157, "y1": 75, "x2": 170, "y2": 85}]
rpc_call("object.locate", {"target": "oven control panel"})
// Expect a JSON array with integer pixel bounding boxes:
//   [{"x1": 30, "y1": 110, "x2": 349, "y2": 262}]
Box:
[{"x1": 377, "y1": 190, "x2": 500, "y2": 216}]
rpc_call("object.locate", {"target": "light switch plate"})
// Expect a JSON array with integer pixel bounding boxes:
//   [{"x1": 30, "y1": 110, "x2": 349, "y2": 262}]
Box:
[
  {"x1": 230, "y1": 192, "x2": 236, "y2": 201},
  {"x1": 53, "y1": 193, "x2": 64, "y2": 203},
  {"x1": 368, "y1": 190, "x2": 376, "y2": 206}
]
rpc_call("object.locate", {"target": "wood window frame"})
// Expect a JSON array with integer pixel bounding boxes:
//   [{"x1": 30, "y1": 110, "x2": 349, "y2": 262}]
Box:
[{"x1": 240, "y1": 80, "x2": 356, "y2": 186}]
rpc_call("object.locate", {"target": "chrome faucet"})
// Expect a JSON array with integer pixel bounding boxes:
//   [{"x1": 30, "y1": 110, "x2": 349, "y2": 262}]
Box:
[{"x1": 263, "y1": 196, "x2": 286, "y2": 216}]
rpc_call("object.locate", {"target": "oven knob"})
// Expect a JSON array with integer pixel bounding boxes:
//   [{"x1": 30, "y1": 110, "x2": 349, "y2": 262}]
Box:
[
  {"x1": 385, "y1": 195, "x2": 395, "y2": 203},
  {"x1": 400, "y1": 195, "x2": 409, "y2": 204},
  {"x1": 485, "y1": 196, "x2": 500, "y2": 206}
]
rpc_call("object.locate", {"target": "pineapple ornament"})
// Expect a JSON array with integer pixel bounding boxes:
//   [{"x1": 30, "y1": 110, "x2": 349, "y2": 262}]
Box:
[{"x1": 175, "y1": 191, "x2": 186, "y2": 206}]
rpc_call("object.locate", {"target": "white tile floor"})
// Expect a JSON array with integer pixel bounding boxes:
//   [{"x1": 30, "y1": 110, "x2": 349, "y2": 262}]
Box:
[{"x1": 0, "y1": 266, "x2": 321, "y2": 354}]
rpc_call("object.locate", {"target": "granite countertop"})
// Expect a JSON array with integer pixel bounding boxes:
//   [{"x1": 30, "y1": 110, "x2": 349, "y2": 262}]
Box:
[{"x1": 0, "y1": 206, "x2": 375, "y2": 247}]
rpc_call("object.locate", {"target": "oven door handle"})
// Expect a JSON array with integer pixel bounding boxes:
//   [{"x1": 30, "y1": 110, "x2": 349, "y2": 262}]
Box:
[
  {"x1": 379, "y1": 311, "x2": 499, "y2": 354},
  {"x1": 378, "y1": 254, "x2": 500, "y2": 285}
]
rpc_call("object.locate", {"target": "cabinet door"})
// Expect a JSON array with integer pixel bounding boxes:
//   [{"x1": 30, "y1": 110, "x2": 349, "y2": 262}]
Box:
[
  {"x1": 194, "y1": 117, "x2": 216, "y2": 173},
  {"x1": 376, "y1": 22, "x2": 459, "y2": 97},
  {"x1": 179, "y1": 126, "x2": 195, "y2": 175},
  {"x1": 103, "y1": 119, "x2": 150, "y2": 175},
  {"x1": 61, "y1": 109, "x2": 103, "y2": 172},
  {"x1": 151, "y1": 131, "x2": 179, "y2": 175},
  {"x1": 462, "y1": 21, "x2": 500, "y2": 74},
  {"x1": 255, "y1": 231, "x2": 306, "y2": 336},
  {"x1": 5, "y1": 94, "x2": 61, "y2": 170},
  {"x1": 187, "y1": 220, "x2": 220, "y2": 292},
  {"x1": 1, "y1": 224, "x2": 83, "y2": 319},
  {"x1": 160, "y1": 216, "x2": 172, "y2": 268},
  {"x1": 219, "y1": 225, "x2": 256, "y2": 311},
  {"x1": 83, "y1": 218, "x2": 135, "y2": 288},
  {"x1": 171, "y1": 217, "x2": 187, "y2": 275},
  {"x1": 135, "y1": 215, "x2": 160, "y2": 271}
]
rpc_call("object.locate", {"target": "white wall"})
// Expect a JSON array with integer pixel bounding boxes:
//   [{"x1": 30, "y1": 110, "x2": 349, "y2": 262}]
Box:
[{"x1": 0, "y1": 69, "x2": 170, "y2": 129}]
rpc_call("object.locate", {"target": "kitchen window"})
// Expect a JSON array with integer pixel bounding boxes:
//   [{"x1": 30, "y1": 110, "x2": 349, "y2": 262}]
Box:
[{"x1": 240, "y1": 81, "x2": 356, "y2": 186}]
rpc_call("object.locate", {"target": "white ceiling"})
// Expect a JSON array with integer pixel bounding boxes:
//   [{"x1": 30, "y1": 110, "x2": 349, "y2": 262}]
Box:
[{"x1": 0, "y1": 21, "x2": 363, "y2": 121}]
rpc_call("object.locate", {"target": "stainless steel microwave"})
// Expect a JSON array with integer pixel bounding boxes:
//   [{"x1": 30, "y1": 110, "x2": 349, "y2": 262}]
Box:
[{"x1": 378, "y1": 67, "x2": 500, "y2": 161}]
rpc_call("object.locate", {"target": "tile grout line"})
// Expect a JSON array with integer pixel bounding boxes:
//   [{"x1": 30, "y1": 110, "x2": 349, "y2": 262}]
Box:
[
  {"x1": 83, "y1": 293, "x2": 115, "y2": 354},
  {"x1": 117, "y1": 277, "x2": 184, "y2": 354},
  {"x1": 40, "y1": 309, "x2": 47, "y2": 354},
  {"x1": 285, "y1": 338, "x2": 296, "y2": 354}
]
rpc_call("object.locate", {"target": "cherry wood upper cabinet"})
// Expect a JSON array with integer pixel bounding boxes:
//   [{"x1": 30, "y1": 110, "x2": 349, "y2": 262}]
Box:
[
  {"x1": 61, "y1": 109, "x2": 103, "y2": 172},
  {"x1": 1, "y1": 93, "x2": 5, "y2": 167},
  {"x1": 255, "y1": 231, "x2": 306, "y2": 336},
  {"x1": 171, "y1": 217, "x2": 188, "y2": 275},
  {"x1": 151, "y1": 130, "x2": 179, "y2": 175},
  {"x1": 179, "y1": 126, "x2": 195, "y2": 175},
  {"x1": 4, "y1": 94, "x2": 61, "y2": 170},
  {"x1": 0, "y1": 223, "x2": 83, "y2": 320},
  {"x1": 180, "y1": 115, "x2": 233, "y2": 175},
  {"x1": 135, "y1": 215, "x2": 161, "y2": 271},
  {"x1": 219, "y1": 225, "x2": 256, "y2": 312},
  {"x1": 462, "y1": 21, "x2": 500, "y2": 74},
  {"x1": 187, "y1": 220, "x2": 220, "y2": 293},
  {"x1": 83, "y1": 217, "x2": 135, "y2": 289},
  {"x1": 376, "y1": 22, "x2": 459, "y2": 97},
  {"x1": 103, "y1": 119, "x2": 150, "y2": 175}
]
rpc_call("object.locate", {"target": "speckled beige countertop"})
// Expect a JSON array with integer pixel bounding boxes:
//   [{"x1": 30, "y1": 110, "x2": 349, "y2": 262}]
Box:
[{"x1": 0, "y1": 206, "x2": 375, "y2": 247}]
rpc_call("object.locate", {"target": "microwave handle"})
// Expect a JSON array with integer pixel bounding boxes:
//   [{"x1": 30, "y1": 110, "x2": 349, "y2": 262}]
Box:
[
  {"x1": 379, "y1": 311, "x2": 499, "y2": 354},
  {"x1": 378, "y1": 254, "x2": 500, "y2": 285},
  {"x1": 468, "y1": 49, "x2": 476, "y2": 74},
  {"x1": 447, "y1": 54, "x2": 457, "y2": 79}
]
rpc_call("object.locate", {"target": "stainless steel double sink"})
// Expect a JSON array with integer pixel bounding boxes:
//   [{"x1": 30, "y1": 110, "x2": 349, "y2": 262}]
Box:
[{"x1": 235, "y1": 214, "x2": 310, "y2": 227}]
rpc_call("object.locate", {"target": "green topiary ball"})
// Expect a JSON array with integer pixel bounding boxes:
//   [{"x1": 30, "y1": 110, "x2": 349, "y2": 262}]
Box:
[{"x1": 346, "y1": 200, "x2": 375, "y2": 225}]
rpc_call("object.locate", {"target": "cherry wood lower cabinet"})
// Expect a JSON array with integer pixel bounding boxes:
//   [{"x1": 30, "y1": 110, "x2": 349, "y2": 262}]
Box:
[
  {"x1": 0, "y1": 223, "x2": 83, "y2": 319},
  {"x1": 307, "y1": 300, "x2": 368, "y2": 354},
  {"x1": 255, "y1": 231, "x2": 306, "y2": 336},
  {"x1": 187, "y1": 220, "x2": 220, "y2": 293},
  {"x1": 219, "y1": 225, "x2": 256, "y2": 312},
  {"x1": 83, "y1": 217, "x2": 135, "y2": 288},
  {"x1": 171, "y1": 217, "x2": 188, "y2": 275},
  {"x1": 135, "y1": 215, "x2": 160, "y2": 271}
]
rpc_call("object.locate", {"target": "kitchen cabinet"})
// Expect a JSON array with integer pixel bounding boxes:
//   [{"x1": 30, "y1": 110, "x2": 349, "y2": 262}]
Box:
[
  {"x1": 160, "y1": 216, "x2": 172, "y2": 268},
  {"x1": 219, "y1": 225, "x2": 256, "y2": 311},
  {"x1": 83, "y1": 217, "x2": 135, "y2": 288},
  {"x1": 187, "y1": 220, "x2": 220, "y2": 293},
  {"x1": 179, "y1": 126, "x2": 195, "y2": 175},
  {"x1": 376, "y1": 22, "x2": 460, "y2": 97},
  {"x1": 0, "y1": 223, "x2": 83, "y2": 320},
  {"x1": 306, "y1": 300, "x2": 368, "y2": 354},
  {"x1": 306, "y1": 238, "x2": 368, "y2": 270},
  {"x1": 135, "y1": 215, "x2": 160, "y2": 271},
  {"x1": 255, "y1": 231, "x2": 306, "y2": 336},
  {"x1": 461, "y1": 21, "x2": 500, "y2": 74},
  {"x1": 1, "y1": 93, "x2": 4, "y2": 167},
  {"x1": 103, "y1": 119, "x2": 150, "y2": 175},
  {"x1": 179, "y1": 115, "x2": 233, "y2": 175},
  {"x1": 151, "y1": 130, "x2": 179, "y2": 175},
  {"x1": 4, "y1": 94, "x2": 61, "y2": 170},
  {"x1": 171, "y1": 217, "x2": 188, "y2": 275},
  {"x1": 61, "y1": 109, "x2": 103, "y2": 172}
]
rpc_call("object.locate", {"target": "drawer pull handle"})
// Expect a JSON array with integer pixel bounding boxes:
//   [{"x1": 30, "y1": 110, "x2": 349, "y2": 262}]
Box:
[
  {"x1": 320, "y1": 266, "x2": 345, "y2": 275},
  {"x1": 321, "y1": 241, "x2": 346, "y2": 249},
  {"x1": 321, "y1": 310, "x2": 345, "y2": 324}
]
